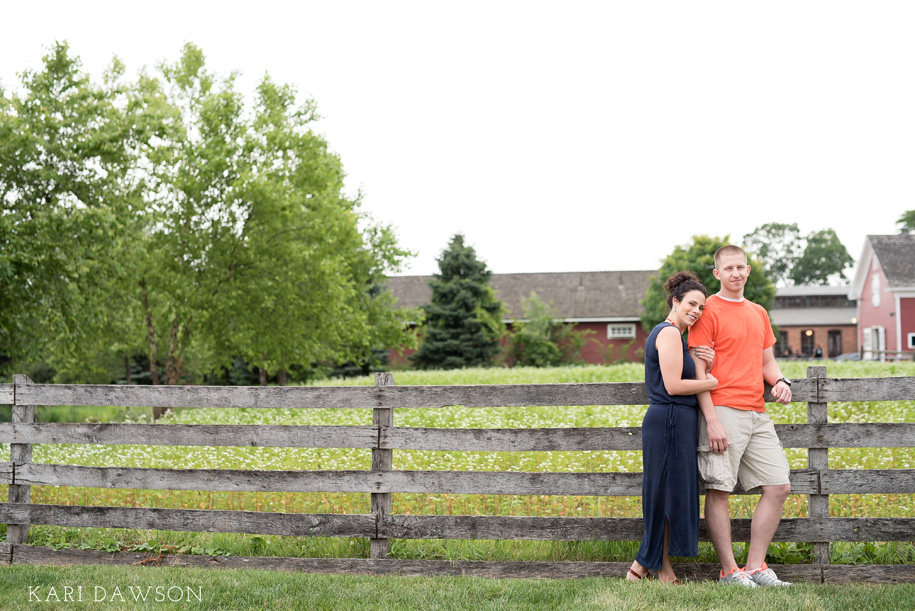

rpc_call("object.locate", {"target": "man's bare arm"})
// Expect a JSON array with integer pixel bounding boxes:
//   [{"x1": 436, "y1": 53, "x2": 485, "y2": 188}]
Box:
[
  {"x1": 693, "y1": 353, "x2": 728, "y2": 454},
  {"x1": 762, "y1": 346, "x2": 792, "y2": 405}
]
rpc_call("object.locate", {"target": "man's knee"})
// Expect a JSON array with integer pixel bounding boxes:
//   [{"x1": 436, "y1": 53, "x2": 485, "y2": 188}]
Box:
[
  {"x1": 763, "y1": 483, "x2": 791, "y2": 501},
  {"x1": 705, "y1": 489, "x2": 730, "y2": 506}
]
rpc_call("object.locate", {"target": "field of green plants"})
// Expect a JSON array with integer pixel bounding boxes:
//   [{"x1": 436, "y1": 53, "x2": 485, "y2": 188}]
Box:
[{"x1": 2, "y1": 361, "x2": 914, "y2": 566}]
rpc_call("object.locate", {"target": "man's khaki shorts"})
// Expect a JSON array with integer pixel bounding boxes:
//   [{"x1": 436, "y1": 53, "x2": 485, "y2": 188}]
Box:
[{"x1": 697, "y1": 405, "x2": 791, "y2": 493}]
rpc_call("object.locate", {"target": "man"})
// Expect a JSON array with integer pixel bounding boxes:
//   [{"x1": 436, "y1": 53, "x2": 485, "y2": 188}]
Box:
[{"x1": 689, "y1": 245, "x2": 793, "y2": 588}]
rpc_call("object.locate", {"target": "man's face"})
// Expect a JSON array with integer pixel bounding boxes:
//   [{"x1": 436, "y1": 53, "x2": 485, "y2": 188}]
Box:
[{"x1": 713, "y1": 252, "x2": 750, "y2": 292}]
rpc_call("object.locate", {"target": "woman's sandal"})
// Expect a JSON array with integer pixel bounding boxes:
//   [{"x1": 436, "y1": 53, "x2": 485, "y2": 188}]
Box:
[{"x1": 627, "y1": 568, "x2": 653, "y2": 581}]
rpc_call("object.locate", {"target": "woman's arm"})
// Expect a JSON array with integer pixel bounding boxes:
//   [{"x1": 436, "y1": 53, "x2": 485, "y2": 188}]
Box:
[{"x1": 657, "y1": 326, "x2": 717, "y2": 396}]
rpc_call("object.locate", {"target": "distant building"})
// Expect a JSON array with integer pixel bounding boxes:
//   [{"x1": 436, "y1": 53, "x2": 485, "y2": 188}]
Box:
[
  {"x1": 385, "y1": 271, "x2": 655, "y2": 365},
  {"x1": 387, "y1": 265, "x2": 883, "y2": 366},
  {"x1": 768, "y1": 286, "x2": 858, "y2": 358},
  {"x1": 848, "y1": 234, "x2": 915, "y2": 361}
]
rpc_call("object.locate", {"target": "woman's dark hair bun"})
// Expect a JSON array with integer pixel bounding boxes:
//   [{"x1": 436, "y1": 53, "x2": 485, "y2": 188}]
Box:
[{"x1": 663, "y1": 271, "x2": 707, "y2": 307}]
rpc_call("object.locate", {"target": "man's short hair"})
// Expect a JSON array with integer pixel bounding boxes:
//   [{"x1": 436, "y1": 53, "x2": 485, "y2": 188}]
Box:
[{"x1": 714, "y1": 245, "x2": 747, "y2": 269}]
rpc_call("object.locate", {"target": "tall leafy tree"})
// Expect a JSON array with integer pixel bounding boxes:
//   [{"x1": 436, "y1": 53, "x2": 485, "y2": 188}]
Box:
[
  {"x1": 0, "y1": 43, "x2": 156, "y2": 379},
  {"x1": 1, "y1": 43, "x2": 418, "y2": 395},
  {"x1": 138, "y1": 44, "x2": 416, "y2": 389},
  {"x1": 412, "y1": 234, "x2": 505, "y2": 369},
  {"x1": 641, "y1": 235, "x2": 776, "y2": 332},
  {"x1": 743, "y1": 223, "x2": 854, "y2": 286},
  {"x1": 742, "y1": 223, "x2": 802, "y2": 287},
  {"x1": 789, "y1": 229, "x2": 854, "y2": 285}
]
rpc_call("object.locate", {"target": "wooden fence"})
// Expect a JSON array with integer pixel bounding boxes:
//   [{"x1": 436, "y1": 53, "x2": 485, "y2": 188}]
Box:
[{"x1": 1, "y1": 367, "x2": 914, "y2": 583}]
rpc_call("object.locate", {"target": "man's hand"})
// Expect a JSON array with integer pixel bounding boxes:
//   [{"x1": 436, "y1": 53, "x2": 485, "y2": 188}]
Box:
[
  {"x1": 706, "y1": 419, "x2": 728, "y2": 454},
  {"x1": 772, "y1": 380, "x2": 792, "y2": 405}
]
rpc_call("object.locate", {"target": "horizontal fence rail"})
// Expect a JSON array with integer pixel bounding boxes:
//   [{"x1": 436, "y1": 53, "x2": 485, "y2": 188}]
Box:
[
  {"x1": 0, "y1": 504, "x2": 912, "y2": 544},
  {"x1": 2, "y1": 368, "x2": 914, "y2": 583},
  {"x1": 2, "y1": 422, "x2": 914, "y2": 450},
  {"x1": 11, "y1": 379, "x2": 826, "y2": 409},
  {"x1": 0, "y1": 463, "x2": 824, "y2": 496}
]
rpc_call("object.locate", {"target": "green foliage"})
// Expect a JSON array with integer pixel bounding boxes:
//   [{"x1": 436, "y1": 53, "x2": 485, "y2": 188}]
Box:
[
  {"x1": 789, "y1": 228, "x2": 855, "y2": 285},
  {"x1": 742, "y1": 223, "x2": 802, "y2": 286},
  {"x1": 412, "y1": 234, "x2": 506, "y2": 369},
  {"x1": 898, "y1": 209, "x2": 915, "y2": 233},
  {"x1": 0, "y1": 42, "x2": 149, "y2": 375},
  {"x1": 602, "y1": 338, "x2": 643, "y2": 365},
  {"x1": 640, "y1": 235, "x2": 776, "y2": 332},
  {"x1": 743, "y1": 223, "x2": 854, "y2": 286},
  {"x1": 762, "y1": 542, "x2": 815, "y2": 565},
  {"x1": 509, "y1": 292, "x2": 593, "y2": 367},
  {"x1": 0, "y1": 42, "x2": 417, "y2": 386}
]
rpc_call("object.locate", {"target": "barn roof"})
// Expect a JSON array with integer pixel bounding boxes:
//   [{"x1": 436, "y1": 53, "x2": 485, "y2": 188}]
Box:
[
  {"x1": 849, "y1": 234, "x2": 915, "y2": 299},
  {"x1": 385, "y1": 270, "x2": 656, "y2": 321},
  {"x1": 868, "y1": 234, "x2": 915, "y2": 288}
]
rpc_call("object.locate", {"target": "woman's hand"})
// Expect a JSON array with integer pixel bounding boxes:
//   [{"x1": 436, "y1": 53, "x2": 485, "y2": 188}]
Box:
[
  {"x1": 706, "y1": 373, "x2": 718, "y2": 389},
  {"x1": 693, "y1": 345, "x2": 715, "y2": 370}
]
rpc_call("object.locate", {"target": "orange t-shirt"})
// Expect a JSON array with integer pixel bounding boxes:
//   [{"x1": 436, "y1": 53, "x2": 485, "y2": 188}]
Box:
[{"x1": 687, "y1": 294, "x2": 776, "y2": 412}]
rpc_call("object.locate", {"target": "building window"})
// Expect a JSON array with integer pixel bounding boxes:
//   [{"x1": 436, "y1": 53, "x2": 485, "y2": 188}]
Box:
[
  {"x1": 777, "y1": 331, "x2": 789, "y2": 357},
  {"x1": 801, "y1": 330, "x2": 815, "y2": 357},
  {"x1": 908, "y1": 333, "x2": 915, "y2": 349},
  {"x1": 871, "y1": 275, "x2": 881, "y2": 307},
  {"x1": 828, "y1": 330, "x2": 842, "y2": 357},
  {"x1": 608, "y1": 323, "x2": 636, "y2": 339}
]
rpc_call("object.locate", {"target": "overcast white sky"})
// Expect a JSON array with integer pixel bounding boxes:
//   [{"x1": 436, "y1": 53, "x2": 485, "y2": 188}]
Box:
[{"x1": 2, "y1": 2, "x2": 912, "y2": 278}]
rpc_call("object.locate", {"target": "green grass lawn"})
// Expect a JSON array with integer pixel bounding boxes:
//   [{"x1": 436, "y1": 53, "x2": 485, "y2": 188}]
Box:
[{"x1": 1, "y1": 565, "x2": 913, "y2": 611}]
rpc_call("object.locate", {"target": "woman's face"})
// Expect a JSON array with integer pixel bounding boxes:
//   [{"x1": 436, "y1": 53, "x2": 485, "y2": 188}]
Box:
[{"x1": 673, "y1": 290, "x2": 706, "y2": 327}]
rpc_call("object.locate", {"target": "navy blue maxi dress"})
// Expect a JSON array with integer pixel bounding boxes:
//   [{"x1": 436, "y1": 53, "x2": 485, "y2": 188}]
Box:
[{"x1": 634, "y1": 322, "x2": 700, "y2": 570}]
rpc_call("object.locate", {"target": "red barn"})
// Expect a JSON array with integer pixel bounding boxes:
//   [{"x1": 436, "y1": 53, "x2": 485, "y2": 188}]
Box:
[
  {"x1": 385, "y1": 270, "x2": 656, "y2": 366},
  {"x1": 848, "y1": 234, "x2": 915, "y2": 360}
]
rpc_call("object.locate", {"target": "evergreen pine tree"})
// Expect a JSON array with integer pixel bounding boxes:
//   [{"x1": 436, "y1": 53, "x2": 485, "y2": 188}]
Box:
[{"x1": 412, "y1": 234, "x2": 505, "y2": 369}]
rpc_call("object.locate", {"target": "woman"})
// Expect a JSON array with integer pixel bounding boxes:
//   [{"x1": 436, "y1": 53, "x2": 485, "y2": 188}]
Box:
[{"x1": 626, "y1": 271, "x2": 717, "y2": 584}]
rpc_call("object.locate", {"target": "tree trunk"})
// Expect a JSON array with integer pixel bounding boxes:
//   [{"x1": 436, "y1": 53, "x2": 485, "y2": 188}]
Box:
[
  {"x1": 154, "y1": 316, "x2": 178, "y2": 419},
  {"x1": 124, "y1": 355, "x2": 131, "y2": 385},
  {"x1": 259, "y1": 368, "x2": 268, "y2": 386},
  {"x1": 278, "y1": 369, "x2": 287, "y2": 386},
  {"x1": 164, "y1": 314, "x2": 181, "y2": 386},
  {"x1": 173, "y1": 315, "x2": 192, "y2": 386},
  {"x1": 139, "y1": 279, "x2": 159, "y2": 387}
]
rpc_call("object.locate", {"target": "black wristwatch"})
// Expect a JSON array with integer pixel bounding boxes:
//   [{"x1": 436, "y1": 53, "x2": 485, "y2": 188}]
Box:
[{"x1": 776, "y1": 377, "x2": 792, "y2": 387}]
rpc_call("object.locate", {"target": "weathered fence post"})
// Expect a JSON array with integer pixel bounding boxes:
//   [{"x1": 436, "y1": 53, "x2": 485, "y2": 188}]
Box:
[
  {"x1": 370, "y1": 372, "x2": 394, "y2": 559},
  {"x1": 806, "y1": 366, "x2": 830, "y2": 566},
  {"x1": 7, "y1": 375, "x2": 35, "y2": 545}
]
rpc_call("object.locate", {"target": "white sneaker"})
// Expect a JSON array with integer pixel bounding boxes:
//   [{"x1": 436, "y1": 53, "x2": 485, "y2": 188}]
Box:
[
  {"x1": 719, "y1": 567, "x2": 757, "y2": 588},
  {"x1": 745, "y1": 563, "x2": 791, "y2": 587}
]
